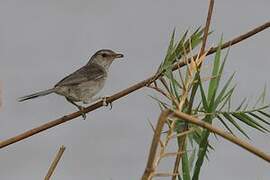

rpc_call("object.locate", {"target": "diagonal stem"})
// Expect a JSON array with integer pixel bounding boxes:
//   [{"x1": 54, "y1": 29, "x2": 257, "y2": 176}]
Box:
[
  {"x1": 172, "y1": 110, "x2": 270, "y2": 163},
  {"x1": 142, "y1": 110, "x2": 171, "y2": 180},
  {"x1": 44, "y1": 145, "x2": 66, "y2": 180}
]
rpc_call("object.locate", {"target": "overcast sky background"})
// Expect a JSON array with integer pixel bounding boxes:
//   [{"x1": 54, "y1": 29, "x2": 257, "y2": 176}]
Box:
[{"x1": 0, "y1": 0, "x2": 269, "y2": 179}]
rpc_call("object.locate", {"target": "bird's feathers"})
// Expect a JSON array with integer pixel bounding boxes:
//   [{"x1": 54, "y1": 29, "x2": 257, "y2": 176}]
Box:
[
  {"x1": 18, "y1": 88, "x2": 55, "y2": 102},
  {"x1": 55, "y1": 63, "x2": 106, "y2": 87}
]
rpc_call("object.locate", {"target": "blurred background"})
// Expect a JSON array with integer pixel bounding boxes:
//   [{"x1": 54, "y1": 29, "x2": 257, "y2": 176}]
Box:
[{"x1": 0, "y1": 0, "x2": 269, "y2": 179}]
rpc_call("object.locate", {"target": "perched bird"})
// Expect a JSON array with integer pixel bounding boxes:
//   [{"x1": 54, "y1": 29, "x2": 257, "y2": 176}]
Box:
[{"x1": 18, "y1": 49, "x2": 124, "y2": 119}]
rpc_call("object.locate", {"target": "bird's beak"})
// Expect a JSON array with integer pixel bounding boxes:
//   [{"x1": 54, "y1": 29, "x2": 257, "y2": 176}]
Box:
[{"x1": 114, "y1": 53, "x2": 124, "y2": 59}]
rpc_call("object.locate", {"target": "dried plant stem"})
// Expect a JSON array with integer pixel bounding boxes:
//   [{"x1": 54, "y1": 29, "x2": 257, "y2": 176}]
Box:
[
  {"x1": 142, "y1": 110, "x2": 171, "y2": 180},
  {"x1": 0, "y1": 22, "x2": 269, "y2": 150},
  {"x1": 199, "y1": 0, "x2": 215, "y2": 56},
  {"x1": 172, "y1": 1, "x2": 215, "y2": 178},
  {"x1": 173, "y1": 110, "x2": 270, "y2": 163},
  {"x1": 44, "y1": 145, "x2": 66, "y2": 180}
]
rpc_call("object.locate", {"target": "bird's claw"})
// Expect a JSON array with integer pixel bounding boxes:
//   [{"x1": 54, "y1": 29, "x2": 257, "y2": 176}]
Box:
[
  {"x1": 102, "y1": 97, "x2": 112, "y2": 110},
  {"x1": 78, "y1": 106, "x2": 86, "y2": 120}
]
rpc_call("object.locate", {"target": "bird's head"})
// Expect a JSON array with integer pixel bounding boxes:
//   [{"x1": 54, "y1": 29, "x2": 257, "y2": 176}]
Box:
[{"x1": 88, "y1": 49, "x2": 124, "y2": 70}]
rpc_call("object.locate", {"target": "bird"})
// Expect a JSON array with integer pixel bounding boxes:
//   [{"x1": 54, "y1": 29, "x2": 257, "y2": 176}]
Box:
[{"x1": 18, "y1": 49, "x2": 124, "y2": 119}]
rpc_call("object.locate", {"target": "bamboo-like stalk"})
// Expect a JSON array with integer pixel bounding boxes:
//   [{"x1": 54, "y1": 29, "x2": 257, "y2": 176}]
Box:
[
  {"x1": 44, "y1": 145, "x2": 66, "y2": 180},
  {"x1": 172, "y1": 1, "x2": 215, "y2": 179},
  {"x1": 142, "y1": 109, "x2": 270, "y2": 180},
  {"x1": 172, "y1": 110, "x2": 270, "y2": 163},
  {"x1": 0, "y1": 21, "x2": 269, "y2": 149},
  {"x1": 142, "y1": 110, "x2": 171, "y2": 180}
]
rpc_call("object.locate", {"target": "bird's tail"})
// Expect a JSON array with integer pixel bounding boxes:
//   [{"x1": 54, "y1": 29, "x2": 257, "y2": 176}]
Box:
[{"x1": 18, "y1": 88, "x2": 55, "y2": 102}]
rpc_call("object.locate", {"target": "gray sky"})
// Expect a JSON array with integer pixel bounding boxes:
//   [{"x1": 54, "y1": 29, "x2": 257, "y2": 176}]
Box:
[{"x1": 0, "y1": 0, "x2": 269, "y2": 179}]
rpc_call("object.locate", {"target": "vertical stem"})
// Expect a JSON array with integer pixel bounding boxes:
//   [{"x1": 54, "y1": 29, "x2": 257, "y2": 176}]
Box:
[{"x1": 172, "y1": 1, "x2": 215, "y2": 179}]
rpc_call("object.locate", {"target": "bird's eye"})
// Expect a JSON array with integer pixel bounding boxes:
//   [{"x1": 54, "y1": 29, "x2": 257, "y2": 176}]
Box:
[{"x1": 102, "y1": 53, "x2": 107, "y2": 57}]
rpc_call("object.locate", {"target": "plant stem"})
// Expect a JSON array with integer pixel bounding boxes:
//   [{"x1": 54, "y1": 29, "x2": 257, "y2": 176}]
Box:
[
  {"x1": 173, "y1": 110, "x2": 270, "y2": 163},
  {"x1": 44, "y1": 145, "x2": 66, "y2": 180}
]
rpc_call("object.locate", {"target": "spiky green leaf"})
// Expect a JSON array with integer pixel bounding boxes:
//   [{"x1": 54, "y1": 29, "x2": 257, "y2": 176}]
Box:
[{"x1": 222, "y1": 113, "x2": 250, "y2": 139}]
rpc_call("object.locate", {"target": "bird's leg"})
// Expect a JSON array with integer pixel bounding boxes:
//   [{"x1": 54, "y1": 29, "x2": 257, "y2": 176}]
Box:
[
  {"x1": 101, "y1": 96, "x2": 112, "y2": 109},
  {"x1": 90, "y1": 96, "x2": 112, "y2": 109},
  {"x1": 66, "y1": 98, "x2": 86, "y2": 120}
]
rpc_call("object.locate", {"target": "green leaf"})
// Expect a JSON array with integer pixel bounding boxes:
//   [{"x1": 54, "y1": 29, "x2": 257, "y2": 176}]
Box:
[
  {"x1": 190, "y1": 27, "x2": 205, "y2": 49},
  {"x1": 165, "y1": 71, "x2": 182, "y2": 90},
  {"x1": 258, "y1": 110, "x2": 270, "y2": 119},
  {"x1": 208, "y1": 36, "x2": 223, "y2": 109},
  {"x1": 222, "y1": 113, "x2": 250, "y2": 139},
  {"x1": 232, "y1": 113, "x2": 269, "y2": 133},
  {"x1": 216, "y1": 114, "x2": 235, "y2": 135},
  {"x1": 182, "y1": 142, "x2": 191, "y2": 180},
  {"x1": 188, "y1": 72, "x2": 200, "y2": 113},
  {"x1": 149, "y1": 95, "x2": 169, "y2": 109},
  {"x1": 218, "y1": 85, "x2": 236, "y2": 111},
  {"x1": 175, "y1": 30, "x2": 189, "y2": 58},
  {"x1": 166, "y1": 70, "x2": 180, "y2": 103},
  {"x1": 215, "y1": 73, "x2": 235, "y2": 109},
  {"x1": 198, "y1": 76, "x2": 209, "y2": 111},
  {"x1": 189, "y1": 148, "x2": 196, "y2": 171},
  {"x1": 236, "y1": 98, "x2": 247, "y2": 111},
  {"x1": 217, "y1": 46, "x2": 230, "y2": 81},
  {"x1": 253, "y1": 84, "x2": 267, "y2": 108},
  {"x1": 161, "y1": 29, "x2": 176, "y2": 71},
  {"x1": 192, "y1": 131, "x2": 209, "y2": 180},
  {"x1": 249, "y1": 112, "x2": 270, "y2": 126}
]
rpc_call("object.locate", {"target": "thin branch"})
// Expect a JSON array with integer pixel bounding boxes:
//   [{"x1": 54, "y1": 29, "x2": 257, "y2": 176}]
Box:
[
  {"x1": 0, "y1": 21, "x2": 269, "y2": 149},
  {"x1": 199, "y1": 0, "x2": 215, "y2": 56},
  {"x1": 172, "y1": 110, "x2": 270, "y2": 163},
  {"x1": 44, "y1": 145, "x2": 66, "y2": 180}
]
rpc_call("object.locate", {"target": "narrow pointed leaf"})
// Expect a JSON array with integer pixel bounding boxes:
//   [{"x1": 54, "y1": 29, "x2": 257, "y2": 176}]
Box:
[
  {"x1": 208, "y1": 37, "x2": 223, "y2": 103},
  {"x1": 149, "y1": 95, "x2": 169, "y2": 109},
  {"x1": 215, "y1": 73, "x2": 235, "y2": 109},
  {"x1": 222, "y1": 113, "x2": 250, "y2": 139},
  {"x1": 249, "y1": 112, "x2": 270, "y2": 126},
  {"x1": 192, "y1": 132, "x2": 209, "y2": 180},
  {"x1": 254, "y1": 85, "x2": 267, "y2": 108},
  {"x1": 216, "y1": 115, "x2": 235, "y2": 135},
  {"x1": 232, "y1": 113, "x2": 269, "y2": 133},
  {"x1": 182, "y1": 142, "x2": 191, "y2": 180},
  {"x1": 236, "y1": 98, "x2": 247, "y2": 111},
  {"x1": 258, "y1": 110, "x2": 270, "y2": 119},
  {"x1": 189, "y1": 148, "x2": 196, "y2": 171},
  {"x1": 219, "y1": 86, "x2": 236, "y2": 110},
  {"x1": 198, "y1": 77, "x2": 209, "y2": 111}
]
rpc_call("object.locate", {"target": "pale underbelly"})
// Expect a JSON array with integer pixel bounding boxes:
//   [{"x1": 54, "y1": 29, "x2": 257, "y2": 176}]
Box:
[{"x1": 55, "y1": 79, "x2": 106, "y2": 102}]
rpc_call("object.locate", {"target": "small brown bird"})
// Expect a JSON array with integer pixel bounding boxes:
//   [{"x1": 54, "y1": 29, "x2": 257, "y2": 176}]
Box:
[{"x1": 18, "y1": 49, "x2": 124, "y2": 119}]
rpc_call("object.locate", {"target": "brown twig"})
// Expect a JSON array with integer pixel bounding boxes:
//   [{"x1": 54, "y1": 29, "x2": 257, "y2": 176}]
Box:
[
  {"x1": 0, "y1": 21, "x2": 269, "y2": 149},
  {"x1": 199, "y1": 0, "x2": 215, "y2": 56},
  {"x1": 44, "y1": 145, "x2": 66, "y2": 180},
  {"x1": 142, "y1": 110, "x2": 171, "y2": 180},
  {"x1": 172, "y1": 1, "x2": 215, "y2": 178},
  {"x1": 173, "y1": 110, "x2": 270, "y2": 163}
]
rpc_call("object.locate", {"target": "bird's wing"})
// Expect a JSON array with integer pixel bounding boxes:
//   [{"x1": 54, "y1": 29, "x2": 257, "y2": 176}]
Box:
[{"x1": 55, "y1": 63, "x2": 106, "y2": 87}]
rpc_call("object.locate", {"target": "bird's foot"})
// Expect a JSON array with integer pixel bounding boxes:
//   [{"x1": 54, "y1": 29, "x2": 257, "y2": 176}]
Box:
[
  {"x1": 101, "y1": 97, "x2": 112, "y2": 110},
  {"x1": 78, "y1": 105, "x2": 86, "y2": 120}
]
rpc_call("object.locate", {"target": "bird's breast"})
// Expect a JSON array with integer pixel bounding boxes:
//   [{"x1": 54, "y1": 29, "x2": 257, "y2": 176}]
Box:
[{"x1": 55, "y1": 78, "x2": 106, "y2": 102}]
